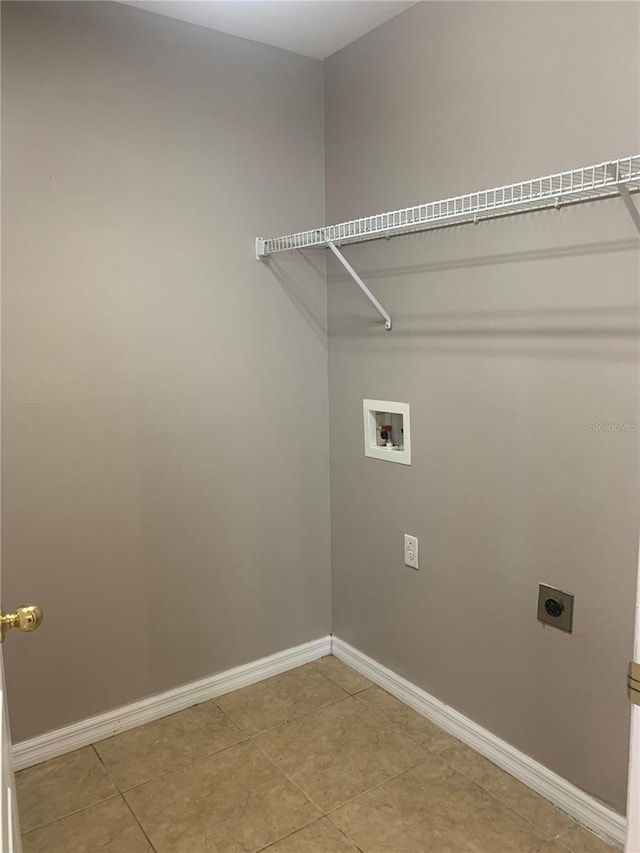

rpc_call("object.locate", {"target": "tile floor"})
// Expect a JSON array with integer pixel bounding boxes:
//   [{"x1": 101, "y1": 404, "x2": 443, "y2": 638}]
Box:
[{"x1": 16, "y1": 656, "x2": 619, "y2": 853}]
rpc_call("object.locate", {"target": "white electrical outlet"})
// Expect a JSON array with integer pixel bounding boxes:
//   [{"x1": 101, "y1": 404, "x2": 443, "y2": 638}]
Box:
[{"x1": 404, "y1": 534, "x2": 419, "y2": 570}]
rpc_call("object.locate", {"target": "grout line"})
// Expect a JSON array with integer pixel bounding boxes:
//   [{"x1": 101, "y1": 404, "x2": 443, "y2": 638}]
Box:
[
  {"x1": 349, "y1": 686, "x2": 580, "y2": 846},
  {"x1": 91, "y1": 746, "x2": 159, "y2": 852},
  {"x1": 253, "y1": 817, "x2": 327, "y2": 853},
  {"x1": 117, "y1": 738, "x2": 250, "y2": 795},
  {"x1": 309, "y1": 663, "x2": 357, "y2": 695},
  {"x1": 214, "y1": 692, "x2": 367, "y2": 842},
  {"x1": 334, "y1": 824, "x2": 366, "y2": 853},
  {"x1": 250, "y1": 735, "x2": 326, "y2": 815},
  {"x1": 536, "y1": 839, "x2": 571, "y2": 853},
  {"x1": 88, "y1": 700, "x2": 253, "y2": 794},
  {"x1": 554, "y1": 825, "x2": 575, "y2": 848},
  {"x1": 232, "y1": 667, "x2": 435, "y2": 821},
  {"x1": 434, "y1": 746, "x2": 576, "y2": 843},
  {"x1": 309, "y1": 657, "x2": 373, "y2": 697},
  {"x1": 119, "y1": 792, "x2": 158, "y2": 852},
  {"x1": 91, "y1": 744, "x2": 122, "y2": 791},
  {"x1": 350, "y1": 686, "x2": 445, "y2": 754},
  {"x1": 335, "y1": 828, "x2": 365, "y2": 852},
  {"x1": 311, "y1": 813, "x2": 366, "y2": 853},
  {"x1": 239, "y1": 670, "x2": 437, "y2": 832},
  {"x1": 213, "y1": 700, "x2": 253, "y2": 733},
  {"x1": 554, "y1": 822, "x2": 615, "y2": 852},
  {"x1": 119, "y1": 793, "x2": 159, "y2": 853},
  {"x1": 92, "y1": 677, "x2": 352, "y2": 797},
  {"x1": 440, "y1": 766, "x2": 553, "y2": 846},
  {"x1": 18, "y1": 793, "x2": 122, "y2": 835},
  {"x1": 323, "y1": 757, "x2": 431, "y2": 816},
  {"x1": 219, "y1": 693, "x2": 352, "y2": 740}
]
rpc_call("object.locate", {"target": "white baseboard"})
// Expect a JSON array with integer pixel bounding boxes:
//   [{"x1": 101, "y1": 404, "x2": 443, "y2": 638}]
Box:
[
  {"x1": 12, "y1": 635, "x2": 331, "y2": 772},
  {"x1": 332, "y1": 636, "x2": 626, "y2": 850}
]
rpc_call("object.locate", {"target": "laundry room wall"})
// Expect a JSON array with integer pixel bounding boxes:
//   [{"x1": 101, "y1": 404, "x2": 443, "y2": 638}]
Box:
[
  {"x1": 325, "y1": 1, "x2": 640, "y2": 813},
  {"x1": 2, "y1": 1, "x2": 330, "y2": 742}
]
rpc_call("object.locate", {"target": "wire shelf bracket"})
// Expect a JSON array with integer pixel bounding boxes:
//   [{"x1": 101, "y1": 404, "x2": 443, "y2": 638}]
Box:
[
  {"x1": 326, "y1": 241, "x2": 392, "y2": 330},
  {"x1": 618, "y1": 184, "x2": 640, "y2": 235},
  {"x1": 255, "y1": 155, "x2": 640, "y2": 330}
]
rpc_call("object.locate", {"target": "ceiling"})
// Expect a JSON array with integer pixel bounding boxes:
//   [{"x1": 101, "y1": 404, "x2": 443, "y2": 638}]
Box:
[{"x1": 122, "y1": 1, "x2": 417, "y2": 60}]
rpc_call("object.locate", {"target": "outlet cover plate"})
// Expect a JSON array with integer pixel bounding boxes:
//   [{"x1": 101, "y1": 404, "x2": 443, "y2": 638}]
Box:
[
  {"x1": 404, "y1": 534, "x2": 419, "y2": 570},
  {"x1": 537, "y1": 583, "x2": 574, "y2": 633}
]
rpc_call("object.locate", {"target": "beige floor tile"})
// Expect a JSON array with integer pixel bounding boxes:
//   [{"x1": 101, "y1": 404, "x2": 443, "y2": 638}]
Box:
[
  {"x1": 125, "y1": 739, "x2": 319, "y2": 853},
  {"x1": 331, "y1": 758, "x2": 548, "y2": 853},
  {"x1": 94, "y1": 698, "x2": 245, "y2": 789},
  {"x1": 312, "y1": 656, "x2": 373, "y2": 694},
  {"x1": 262, "y1": 817, "x2": 358, "y2": 851},
  {"x1": 216, "y1": 663, "x2": 347, "y2": 735},
  {"x1": 16, "y1": 746, "x2": 117, "y2": 833},
  {"x1": 538, "y1": 844, "x2": 571, "y2": 853},
  {"x1": 440, "y1": 742, "x2": 573, "y2": 837},
  {"x1": 356, "y1": 685, "x2": 461, "y2": 752},
  {"x1": 254, "y1": 696, "x2": 429, "y2": 811},
  {"x1": 21, "y1": 796, "x2": 151, "y2": 853},
  {"x1": 559, "y1": 825, "x2": 619, "y2": 852}
]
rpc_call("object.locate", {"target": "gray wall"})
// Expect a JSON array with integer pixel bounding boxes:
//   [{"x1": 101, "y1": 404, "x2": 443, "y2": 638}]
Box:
[
  {"x1": 325, "y1": 1, "x2": 639, "y2": 813},
  {"x1": 1, "y1": 1, "x2": 330, "y2": 743}
]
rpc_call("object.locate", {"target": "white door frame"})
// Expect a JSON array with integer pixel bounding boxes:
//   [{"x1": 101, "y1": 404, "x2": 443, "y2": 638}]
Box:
[{"x1": 627, "y1": 537, "x2": 640, "y2": 852}]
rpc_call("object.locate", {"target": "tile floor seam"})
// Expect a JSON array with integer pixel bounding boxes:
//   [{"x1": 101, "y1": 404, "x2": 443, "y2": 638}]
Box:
[
  {"x1": 348, "y1": 683, "x2": 614, "y2": 853},
  {"x1": 116, "y1": 738, "x2": 322, "y2": 853},
  {"x1": 19, "y1": 792, "x2": 122, "y2": 836},
  {"x1": 226, "y1": 692, "x2": 352, "y2": 739},
  {"x1": 213, "y1": 698, "x2": 253, "y2": 734},
  {"x1": 91, "y1": 702, "x2": 248, "y2": 788},
  {"x1": 249, "y1": 733, "x2": 326, "y2": 816},
  {"x1": 321, "y1": 757, "x2": 576, "y2": 852},
  {"x1": 322, "y1": 812, "x2": 367, "y2": 852},
  {"x1": 347, "y1": 690, "x2": 573, "y2": 845},
  {"x1": 329, "y1": 820, "x2": 366, "y2": 853},
  {"x1": 324, "y1": 770, "x2": 558, "y2": 853},
  {"x1": 350, "y1": 687, "x2": 448, "y2": 755},
  {"x1": 113, "y1": 737, "x2": 251, "y2": 795},
  {"x1": 253, "y1": 817, "x2": 334, "y2": 853},
  {"x1": 322, "y1": 754, "x2": 434, "y2": 816},
  {"x1": 308, "y1": 662, "x2": 351, "y2": 691},
  {"x1": 555, "y1": 822, "x2": 617, "y2": 852},
  {"x1": 338, "y1": 827, "x2": 366, "y2": 853},
  {"x1": 537, "y1": 841, "x2": 571, "y2": 853},
  {"x1": 245, "y1": 684, "x2": 435, "y2": 827},
  {"x1": 435, "y1": 750, "x2": 575, "y2": 844},
  {"x1": 91, "y1": 743, "x2": 122, "y2": 792},
  {"x1": 90, "y1": 744, "x2": 160, "y2": 851},
  {"x1": 119, "y1": 790, "x2": 160, "y2": 853},
  {"x1": 309, "y1": 659, "x2": 372, "y2": 697},
  {"x1": 440, "y1": 766, "x2": 555, "y2": 847},
  {"x1": 555, "y1": 825, "x2": 574, "y2": 846}
]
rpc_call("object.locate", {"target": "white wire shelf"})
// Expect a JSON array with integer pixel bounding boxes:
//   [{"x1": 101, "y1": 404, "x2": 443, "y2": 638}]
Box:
[{"x1": 256, "y1": 155, "x2": 640, "y2": 258}]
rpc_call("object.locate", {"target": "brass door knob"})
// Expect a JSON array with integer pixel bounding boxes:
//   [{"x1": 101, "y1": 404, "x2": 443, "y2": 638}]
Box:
[{"x1": 0, "y1": 605, "x2": 44, "y2": 643}]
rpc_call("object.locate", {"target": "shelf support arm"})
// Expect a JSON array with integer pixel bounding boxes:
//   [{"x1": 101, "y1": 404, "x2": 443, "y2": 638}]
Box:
[
  {"x1": 618, "y1": 185, "x2": 640, "y2": 235},
  {"x1": 326, "y1": 241, "x2": 392, "y2": 330}
]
